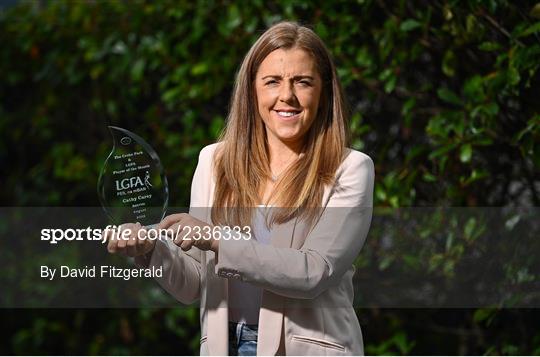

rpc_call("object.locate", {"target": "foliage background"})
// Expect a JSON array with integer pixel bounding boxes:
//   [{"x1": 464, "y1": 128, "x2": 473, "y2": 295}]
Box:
[{"x1": 1, "y1": 0, "x2": 539, "y2": 355}]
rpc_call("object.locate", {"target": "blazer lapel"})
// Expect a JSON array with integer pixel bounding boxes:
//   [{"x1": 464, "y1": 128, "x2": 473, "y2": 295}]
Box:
[
  {"x1": 256, "y1": 218, "x2": 297, "y2": 355},
  {"x1": 205, "y1": 188, "x2": 229, "y2": 355},
  {"x1": 206, "y1": 249, "x2": 229, "y2": 355}
]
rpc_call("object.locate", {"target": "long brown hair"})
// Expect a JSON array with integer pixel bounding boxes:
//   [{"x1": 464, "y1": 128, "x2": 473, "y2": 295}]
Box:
[{"x1": 211, "y1": 21, "x2": 350, "y2": 229}]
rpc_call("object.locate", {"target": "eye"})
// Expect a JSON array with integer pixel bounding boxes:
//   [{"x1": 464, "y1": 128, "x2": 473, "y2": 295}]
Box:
[
  {"x1": 297, "y1": 80, "x2": 312, "y2": 87},
  {"x1": 264, "y1": 80, "x2": 278, "y2": 86}
]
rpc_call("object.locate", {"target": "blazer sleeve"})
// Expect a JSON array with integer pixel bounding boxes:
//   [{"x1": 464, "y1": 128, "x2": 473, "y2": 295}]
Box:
[
  {"x1": 133, "y1": 147, "x2": 210, "y2": 304},
  {"x1": 213, "y1": 152, "x2": 375, "y2": 299}
]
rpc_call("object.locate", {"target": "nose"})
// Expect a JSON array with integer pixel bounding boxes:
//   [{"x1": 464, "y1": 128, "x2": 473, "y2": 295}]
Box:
[{"x1": 278, "y1": 81, "x2": 296, "y2": 103}]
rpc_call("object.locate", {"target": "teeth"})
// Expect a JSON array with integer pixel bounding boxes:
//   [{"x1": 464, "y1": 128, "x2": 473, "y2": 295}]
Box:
[{"x1": 277, "y1": 111, "x2": 299, "y2": 117}]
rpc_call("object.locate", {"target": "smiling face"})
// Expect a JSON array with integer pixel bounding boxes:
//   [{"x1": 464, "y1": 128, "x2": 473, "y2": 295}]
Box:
[{"x1": 255, "y1": 48, "x2": 322, "y2": 148}]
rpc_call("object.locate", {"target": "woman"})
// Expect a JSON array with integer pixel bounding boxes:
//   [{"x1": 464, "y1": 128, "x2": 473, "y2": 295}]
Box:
[{"x1": 107, "y1": 21, "x2": 374, "y2": 356}]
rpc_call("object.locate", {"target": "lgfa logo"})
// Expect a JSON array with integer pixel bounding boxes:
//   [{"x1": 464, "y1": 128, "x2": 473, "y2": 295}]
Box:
[{"x1": 115, "y1": 171, "x2": 153, "y2": 191}]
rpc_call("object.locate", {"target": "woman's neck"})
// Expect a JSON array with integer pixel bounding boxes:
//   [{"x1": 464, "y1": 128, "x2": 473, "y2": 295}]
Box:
[
  {"x1": 261, "y1": 135, "x2": 305, "y2": 204},
  {"x1": 266, "y1": 135, "x2": 303, "y2": 167}
]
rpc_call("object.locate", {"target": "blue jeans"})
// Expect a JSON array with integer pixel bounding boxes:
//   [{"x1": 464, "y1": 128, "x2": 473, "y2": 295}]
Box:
[{"x1": 228, "y1": 321, "x2": 258, "y2": 356}]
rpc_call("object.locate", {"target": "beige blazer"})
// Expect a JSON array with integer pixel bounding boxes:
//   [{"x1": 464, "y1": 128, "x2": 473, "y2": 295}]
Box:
[{"x1": 141, "y1": 142, "x2": 375, "y2": 355}]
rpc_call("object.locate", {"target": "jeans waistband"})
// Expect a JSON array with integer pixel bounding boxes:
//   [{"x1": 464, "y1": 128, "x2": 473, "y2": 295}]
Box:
[{"x1": 229, "y1": 321, "x2": 259, "y2": 342}]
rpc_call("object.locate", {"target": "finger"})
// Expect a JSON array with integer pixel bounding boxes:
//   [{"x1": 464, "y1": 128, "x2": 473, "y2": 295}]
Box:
[
  {"x1": 173, "y1": 226, "x2": 194, "y2": 251},
  {"x1": 173, "y1": 224, "x2": 190, "y2": 245},
  {"x1": 103, "y1": 225, "x2": 119, "y2": 244},
  {"x1": 117, "y1": 224, "x2": 135, "y2": 250},
  {"x1": 158, "y1": 213, "x2": 187, "y2": 230},
  {"x1": 125, "y1": 232, "x2": 139, "y2": 257},
  {"x1": 117, "y1": 233, "x2": 127, "y2": 249},
  {"x1": 124, "y1": 223, "x2": 141, "y2": 256},
  {"x1": 131, "y1": 223, "x2": 147, "y2": 256},
  {"x1": 168, "y1": 221, "x2": 187, "y2": 240},
  {"x1": 107, "y1": 237, "x2": 117, "y2": 253},
  {"x1": 136, "y1": 229, "x2": 151, "y2": 255},
  {"x1": 192, "y1": 236, "x2": 212, "y2": 251},
  {"x1": 106, "y1": 226, "x2": 122, "y2": 253},
  {"x1": 180, "y1": 237, "x2": 194, "y2": 251},
  {"x1": 136, "y1": 227, "x2": 147, "y2": 245},
  {"x1": 157, "y1": 214, "x2": 180, "y2": 230}
]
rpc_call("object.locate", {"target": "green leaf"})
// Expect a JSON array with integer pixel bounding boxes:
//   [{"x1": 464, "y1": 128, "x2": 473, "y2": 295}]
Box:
[
  {"x1": 428, "y1": 143, "x2": 457, "y2": 160},
  {"x1": 191, "y1": 62, "x2": 208, "y2": 76},
  {"x1": 478, "y1": 41, "x2": 502, "y2": 51},
  {"x1": 517, "y1": 21, "x2": 540, "y2": 37},
  {"x1": 226, "y1": 4, "x2": 242, "y2": 31},
  {"x1": 428, "y1": 254, "x2": 444, "y2": 272},
  {"x1": 442, "y1": 50, "x2": 456, "y2": 77},
  {"x1": 443, "y1": 259, "x2": 455, "y2": 277},
  {"x1": 437, "y1": 87, "x2": 462, "y2": 106},
  {"x1": 507, "y1": 66, "x2": 521, "y2": 86},
  {"x1": 464, "y1": 217, "x2": 476, "y2": 241},
  {"x1": 462, "y1": 169, "x2": 488, "y2": 186},
  {"x1": 378, "y1": 256, "x2": 394, "y2": 271},
  {"x1": 384, "y1": 74, "x2": 397, "y2": 93},
  {"x1": 473, "y1": 308, "x2": 497, "y2": 324},
  {"x1": 531, "y1": 3, "x2": 540, "y2": 19},
  {"x1": 401, "y1": 97, "x2": 416, "y2": 116},
  {"x1": 463, "y1": 75, "x2": 484, "y2": 101},
  {"x1": 355, "y1": 47, "x2": 373, "y2": 68},
  {"x1": 445, "y1": 232, "x2": 454, "y2": 252},
  {"x1": 505, "y1": 214, "x2": 521, "y2": 230},
  {"x1": 375, "y1": 187, "x2": 387, "y2": 202},
  {"x1": 131, "y1": 58, "x2": 146, "y2": 81},
  {"x1": 502, "y1": 345, "x2": 519, "y2": 355},
  {"x1": 460, "y1": 144, "x2": 472, "y2": 163},
  {"x1": 161, "y1": 87, "x2": 181, "y2": 107},
  {"x1": 422, "y1": 173, "x2": 437, "y2": 182},
  {"x1": 400, "y1": 19, "x2": 421, "y2": 32},
  {"x1": 392, "y1": 332, "x2": 415, "y2": 354},
  {"x1": 378, "y1": 68, "x2": 393, "y2": 81},
  {"x1": 403, "y1": 254, "x2": 419, "y2": 269}
]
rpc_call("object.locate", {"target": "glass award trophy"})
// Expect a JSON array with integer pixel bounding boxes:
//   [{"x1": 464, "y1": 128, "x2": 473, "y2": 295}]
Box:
[{"x1": 97, "y1": 126, "x2": 168, "y2": 228}]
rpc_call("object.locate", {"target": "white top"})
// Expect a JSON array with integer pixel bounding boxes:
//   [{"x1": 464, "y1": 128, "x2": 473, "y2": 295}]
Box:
[{"x1": 228, "y1": 205, "x2": 272, "y2": 324}]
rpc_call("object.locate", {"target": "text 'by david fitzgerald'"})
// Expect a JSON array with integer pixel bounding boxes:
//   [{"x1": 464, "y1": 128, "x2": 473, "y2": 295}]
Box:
[{"x1": 40, "y1": 265, "x2": 163, "y2": 281}]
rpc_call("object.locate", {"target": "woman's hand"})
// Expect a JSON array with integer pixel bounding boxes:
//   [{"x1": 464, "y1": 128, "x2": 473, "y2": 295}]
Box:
[
  {"x1": 104, "y1": 222, "x2": 156, "y2": 257},
  {"x1": 157, "y1": 213, "x2": 219, "y2": 253}
]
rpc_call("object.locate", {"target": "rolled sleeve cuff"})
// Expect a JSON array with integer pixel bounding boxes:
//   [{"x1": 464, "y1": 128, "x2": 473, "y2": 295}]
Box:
[{"x1": 214, "y1": 229, "x2": 252, "y2": 281}]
